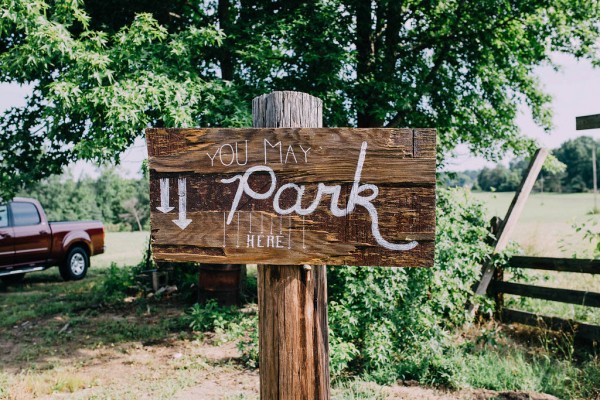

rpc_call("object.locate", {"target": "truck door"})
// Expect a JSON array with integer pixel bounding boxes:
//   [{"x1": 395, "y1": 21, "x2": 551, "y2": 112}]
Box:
[
  {"x1": 10, "y1": 201, "x2": 51, "y2": 267},
  {"x1": 0, "y1": 204, "x2": 14, "y2": 268}
]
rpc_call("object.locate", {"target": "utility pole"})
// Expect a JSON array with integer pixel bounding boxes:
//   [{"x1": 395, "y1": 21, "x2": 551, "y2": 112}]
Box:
[{"x1": 576, "y1": 113, "x2": 600, "y2": 213}]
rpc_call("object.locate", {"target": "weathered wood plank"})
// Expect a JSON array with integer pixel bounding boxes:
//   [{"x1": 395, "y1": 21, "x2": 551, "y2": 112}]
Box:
[
  {"x1": 469, "y1": 149, "x2": 548, "y2": 315},
  {"x1": 576, "y1": 114, "x2": 600, "y2": 130},
  {"x1": 413, "y1": 128, "x2": 437, "y2": 158},
  {"x1": 147, "y1": 127, "x2": 436, "y2": 267},
  {"x1": 147, "y1": 128, "x2": 434, "y2": 184},
  {"x1": 509, "y1": 256, "x2": 600, "y2": 274},
  {"x1": 501, "y1": 308, "x2": 600, "y2": 342},
  {"x1": 490, "y1": 281, "x2": 600, "y2": 308},
  {"x1": 253, "y1": 91, "x2": 329, "y2": 400}
]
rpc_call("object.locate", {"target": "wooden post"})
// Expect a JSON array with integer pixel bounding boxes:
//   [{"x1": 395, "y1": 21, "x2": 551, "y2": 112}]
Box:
[
  {"x1": 592, "y1": 145, "x2": 597, "y2": 212},
  {"x1": 253, "y1": 91, "x2": 330, "y2": 399},
  {"x1": 488, "y1": 217, "x2": 504, "y2": 319},
  {"x1": 469, "y1": 148, "x2": 548, "y2": 316}
]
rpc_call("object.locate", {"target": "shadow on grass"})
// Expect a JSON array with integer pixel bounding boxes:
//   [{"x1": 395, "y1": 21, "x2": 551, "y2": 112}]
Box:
[{"x1": 0, "y1": 268, "x2": 192, "y2": 372}]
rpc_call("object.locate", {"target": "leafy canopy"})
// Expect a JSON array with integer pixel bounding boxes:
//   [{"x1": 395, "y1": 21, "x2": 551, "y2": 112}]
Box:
[{"x1": 1, "y1": 0, "x2": 599, "y2": 198}]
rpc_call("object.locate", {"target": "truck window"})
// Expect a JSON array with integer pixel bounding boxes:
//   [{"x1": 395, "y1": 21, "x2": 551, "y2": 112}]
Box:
[
  {"x1": 0, "y1": 205, "x2": 7, "y2": 228},
  {"x1": 11, "y1": 202, "x2": 41, "y2": 226}
]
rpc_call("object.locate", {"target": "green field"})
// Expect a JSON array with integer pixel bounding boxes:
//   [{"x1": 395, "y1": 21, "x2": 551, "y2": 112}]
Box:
[
  {"x1": 472, "y1": 191, "x2": 600, "y2": 324},
  {"x1": 471, "y1": 192, "x2": 599, "y2": 259},
  {"x1": 93, "y1": 231, "x2": 150, "y2": 268}
]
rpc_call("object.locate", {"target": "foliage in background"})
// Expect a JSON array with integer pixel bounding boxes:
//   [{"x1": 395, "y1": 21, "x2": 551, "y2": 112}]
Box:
[
  {"x1": 2, "y1": 0, "x2": 600, "y2": 198},
  {"x1": 437, "y1": 170, "x2": 480, "y2": 190},
  {"x1": 441, "y1": 136, "x2": 598, "y2": 193},
  {"x1": 18, "y1": 168, "x2": 149, "y2": 231},
  {"x1": 454, "y1": 334, "x2": 600, "y2": 399},
  {"x1": 326, "y1": 188, "x2": 496, "y2": 385},
  {"x1": 553, "y1": 136, "x2": 600, "y2": 193}
]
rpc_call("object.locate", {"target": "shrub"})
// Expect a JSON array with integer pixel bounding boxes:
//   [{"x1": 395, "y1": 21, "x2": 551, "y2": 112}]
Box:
[
  {"x1": 236, "y1": 314, "x2": 259, "y2": 369},
  {"x1": 327, "y1": 188, "x2": 496, "y2": 385},
  {"x1": 188, "y1": 300, "x2": 238, "y2": 332},
  {"x1": 187, "y1": 300, "x2": 259, "y2": 368},
  {"x1": 97, "y1": 262, "x2": 137, "y2": 302}
]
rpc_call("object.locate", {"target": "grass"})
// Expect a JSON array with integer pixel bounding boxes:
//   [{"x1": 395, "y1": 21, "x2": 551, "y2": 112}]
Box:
[
  {"x1": 471, "y1": 192, "x2": 598, "y2": 258},
  {"x1": 1, "y1": 231, "x2": 599, "y2": 399},
  {"x1": 472, "y1": 191, "x2": 600, "y2": 325},
  {"x1": 455, "y1": 324, "x2": 600, "y2": 399},
  {"x1": 94, "y1": 231, "x2": 150, "y2": 268},
  {"x1": 0, "y1": 232, "x2": 203, "y2": 399}
]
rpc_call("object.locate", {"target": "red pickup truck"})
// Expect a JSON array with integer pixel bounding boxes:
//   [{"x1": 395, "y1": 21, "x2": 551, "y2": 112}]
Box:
[{"x1": 0, "y1": 198, "x2": 105, "y2": 284}]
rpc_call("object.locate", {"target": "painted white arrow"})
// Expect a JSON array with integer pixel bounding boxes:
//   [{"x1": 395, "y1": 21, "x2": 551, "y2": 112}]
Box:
[
  {"x1": 172, "y1": 178, "x2": 192, "y2": 230},
  {"x1": 156, "y1": 178, "x2": 174, "y2": 213}
]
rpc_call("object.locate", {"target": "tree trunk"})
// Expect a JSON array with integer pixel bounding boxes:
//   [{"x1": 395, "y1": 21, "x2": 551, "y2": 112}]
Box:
[
  {"x1": 354, "y1": 1, "x2": 382, "y2": 128},
  {"x1": 218, "y1": 0, "x2": 234, "y2": 81}
]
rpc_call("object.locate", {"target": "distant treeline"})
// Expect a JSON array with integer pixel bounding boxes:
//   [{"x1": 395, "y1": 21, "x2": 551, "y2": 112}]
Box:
[
  {"x1": 440, "y1": 136, "x2": 599, "y2": 192},
  {"x1": 19, "y1": 168, "x2": 149, "y2": 232}
]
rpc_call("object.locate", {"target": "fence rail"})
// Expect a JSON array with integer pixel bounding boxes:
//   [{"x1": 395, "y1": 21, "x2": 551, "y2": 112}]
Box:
[
  {"x1": 509, "y1": 255, "x2": 600, "y2": 274},
  {"x1": 494, "y1": 256, "x2": 600, "y2": 342},
  {"x1": 501, "y1": 309, "x2": 600, "y2": 342}
]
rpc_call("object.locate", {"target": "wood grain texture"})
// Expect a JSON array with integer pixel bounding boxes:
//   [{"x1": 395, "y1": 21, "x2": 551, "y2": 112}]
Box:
[
  {"x1": 469, "y1": 149, "x2": 548, "y2": 316},
  {"x1": 576, "y1": 113, "x2": 600, "y2": 130},
  {"x1": 258, "y1": 265, "x2": 328, "y2": 399},
  {"x1": 254, "y1": 91, "x2": 329, "y2": 400},
  {"x1": 147, "y1": 127, "x2": 436, "y2": 267},
  {"x1": 509, "y1": 256, "x2": 600, "y2": 274},
  {"x1": 147, "y1": 128, "x2": 432, "y2": 184}
]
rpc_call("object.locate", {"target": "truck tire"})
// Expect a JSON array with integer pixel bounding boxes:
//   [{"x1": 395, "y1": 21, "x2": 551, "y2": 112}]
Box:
[
  {"x1": 1, "y1": 273, "x2": 25, "y2": 285},
  {"x1": 60, "y1": 246, "x2": 89, "y2": 281}
]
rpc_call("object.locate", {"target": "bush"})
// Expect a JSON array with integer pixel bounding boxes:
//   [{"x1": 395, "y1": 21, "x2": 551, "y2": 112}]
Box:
[
  {"x1": 188, "y1": 300, "x2": 238, "y2": 332},
  {"x1": 327, "y1": 188, "x2": 496, "y2": 385},
  {"x1": 98, "y1": 263, "x2": 138, "y2": 302},
  {"x1": 186, "y1": 299, "x2": 259, "y2": 368}
]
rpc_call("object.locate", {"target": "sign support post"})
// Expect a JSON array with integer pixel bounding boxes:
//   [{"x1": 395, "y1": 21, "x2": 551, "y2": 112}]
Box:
[{"x1": 252, "y1": 91, "x2": 330, "y2": 399}]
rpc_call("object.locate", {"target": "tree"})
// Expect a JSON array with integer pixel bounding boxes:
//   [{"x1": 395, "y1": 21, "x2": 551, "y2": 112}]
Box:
[
  {"x1": 19, "y1": 172, "x2": 102, "y2": 221},
  {"x1": 509, "y1": 155, "x2": 566, "y2": 193},
  {"x1": 553, "y1": 136, "x2": 600, "y2": 192},
  {"x1": 18, "y1": 168, "x2": 150, "y2": 231},
  {"x1": 437, "y1": 170, "x2": 480, "y2": 189},
  {"x1": 1, "y1": 0, "x2": 599, "y2": 199},
  {"x1": 477, "y1": 165, "x2": 521, "y2": 192},
  {"x1": 120, "y1": 197, "x2": 144, "y2": 231}
]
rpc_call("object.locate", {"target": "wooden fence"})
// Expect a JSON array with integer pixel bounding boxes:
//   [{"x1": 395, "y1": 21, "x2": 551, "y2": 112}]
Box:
[{"x1": 490, "y1": 255, "x2": 600, "y2": 342}]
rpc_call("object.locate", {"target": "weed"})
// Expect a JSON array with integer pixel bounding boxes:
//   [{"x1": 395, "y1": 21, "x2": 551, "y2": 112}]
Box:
[
  {"x1": 188, "y1": 300, "x2": 238, "y2": 333},
  {"x1": 332, "y1": 380, "x2": 387, "y2": 399}
]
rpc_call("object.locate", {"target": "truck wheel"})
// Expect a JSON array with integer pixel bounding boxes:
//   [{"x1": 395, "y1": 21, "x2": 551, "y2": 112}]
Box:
[
  {"x1": 60, "y1": 247, "x2": 89, "y2": 281},
  {"x1": 1, "y1": 273, "x2": 25, "y2": 285}
]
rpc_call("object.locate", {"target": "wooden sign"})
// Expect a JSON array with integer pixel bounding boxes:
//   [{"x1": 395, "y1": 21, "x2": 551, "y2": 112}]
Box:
[
  {"x1": 146, "y1": 128, "x2": 436, "y2": 267},
  {"x1": 576, "y1": 114, "x2": 600, "y2": 130}
]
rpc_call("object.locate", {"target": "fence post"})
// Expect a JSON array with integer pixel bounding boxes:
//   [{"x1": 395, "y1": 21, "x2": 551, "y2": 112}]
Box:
[
  {"x1": 253, "y1": 91, "x2": 330, "y2": 399},
  {"x1": 469, "y1": 148, "x2": 548, "y2": 316},
  {"x1": 489, "y1": 216, "x2": 504, "y2": 319}
]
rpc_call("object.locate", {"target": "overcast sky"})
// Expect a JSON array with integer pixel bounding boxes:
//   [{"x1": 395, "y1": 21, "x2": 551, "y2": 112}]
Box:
[
  {"x1": 1, "y1": 52, "x2": 599, "y2": 176},
  {"x1": 445, "y1": 53, "x2": 600, "y2": 171}
]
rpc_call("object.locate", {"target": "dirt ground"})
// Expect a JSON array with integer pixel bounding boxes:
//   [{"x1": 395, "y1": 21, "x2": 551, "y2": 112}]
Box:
[
  {"x1": 0, "y1": 269, "x2": 563, "y2": 400},
  {"x1": 2, "y1": 327, "x2": 560, "y2": 400}
]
